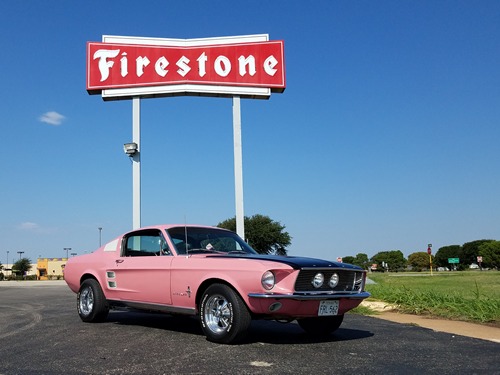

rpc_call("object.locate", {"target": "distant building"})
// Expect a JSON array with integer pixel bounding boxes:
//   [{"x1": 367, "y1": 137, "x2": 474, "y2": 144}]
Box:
[
  {"x1": 1, "y1": 263, "x2": 37, "y2": 278},
  {"x1": 37, "y1": 258, "x2": 67, "y2": 280}
]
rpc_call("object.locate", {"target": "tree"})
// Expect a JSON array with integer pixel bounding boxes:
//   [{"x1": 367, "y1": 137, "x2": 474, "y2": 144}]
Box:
[
  {"x1": 12, "y1": 258, "x2": 32, "y2": 278},
  {"x1": 478, "y1": 241, "x2": 500, "y2": 269},
  {"x1": 342, "y1": 256, "x2": 356, "y2": 265},
  {"x1": 217, "y1": 214, "x2": 291, "y2": 255},
  {"x1": 343, "y1": 253, "x2": 370, "y2": 269},
  {"x1": 371, "y1": 250, "x2": 406, "y2": 272},
  {"x1": 434, "y1": 245, "x2": 461, "y2": 267},
  {"x1": 408, "y1": 252, "x2": 432, "y2": 272},
  {"x1": 354, "y1": 253, "x2": 370, "y2": 269},
  {"x1": 461, "y1": 240, "x2": 493, "y2": 266}
]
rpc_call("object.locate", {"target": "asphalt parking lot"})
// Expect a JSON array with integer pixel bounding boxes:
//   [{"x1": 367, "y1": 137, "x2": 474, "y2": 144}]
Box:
[{"x1": 0, "y1": 281, "x2": 498, "y2": 375}]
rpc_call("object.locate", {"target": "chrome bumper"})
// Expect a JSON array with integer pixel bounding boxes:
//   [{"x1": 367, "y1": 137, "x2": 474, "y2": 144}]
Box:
[{"x1": 248, "y1": 291, "x2": 371, "y2": 301}]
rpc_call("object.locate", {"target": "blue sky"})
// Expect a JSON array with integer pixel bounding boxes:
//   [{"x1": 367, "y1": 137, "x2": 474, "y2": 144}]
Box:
[{"x1": 1, "y1": 1, "x2": 499, "y2": 264}]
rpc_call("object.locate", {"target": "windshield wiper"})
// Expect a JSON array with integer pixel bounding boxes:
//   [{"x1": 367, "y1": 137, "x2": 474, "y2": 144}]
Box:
[{"x1": 187, "y1": 248, "x2": 224, "y2": 254}]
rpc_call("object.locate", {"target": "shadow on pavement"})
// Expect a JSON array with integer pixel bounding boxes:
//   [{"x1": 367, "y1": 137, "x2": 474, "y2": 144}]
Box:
[{"x1": 106, "y1": 310, "x2": 374, "y2": 345}]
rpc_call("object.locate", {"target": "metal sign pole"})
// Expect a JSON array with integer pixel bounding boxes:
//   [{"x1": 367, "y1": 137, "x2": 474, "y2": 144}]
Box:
[
  {"x1": 232, "y1": 96, "x2": 245, "y2": 239},
  {"x1": 132, "y1": 97, "x2": 141, "y2": 229}
]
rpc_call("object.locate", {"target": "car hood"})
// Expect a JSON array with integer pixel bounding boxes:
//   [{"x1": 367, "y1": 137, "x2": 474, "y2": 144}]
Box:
[{"x1": 211, "y1": 253, "x2": 363, "y2": 270}]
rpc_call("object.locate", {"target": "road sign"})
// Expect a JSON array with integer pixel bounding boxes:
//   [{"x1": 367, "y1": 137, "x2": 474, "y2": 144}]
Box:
[{"x1": 448, "y1": 258, "x2": 460, "y2": 264}]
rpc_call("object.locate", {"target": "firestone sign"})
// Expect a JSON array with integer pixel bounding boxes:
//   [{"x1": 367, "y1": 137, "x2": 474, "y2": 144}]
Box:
[{"x1": 87, "y1": 34, "x2": 285, "y2": 100}]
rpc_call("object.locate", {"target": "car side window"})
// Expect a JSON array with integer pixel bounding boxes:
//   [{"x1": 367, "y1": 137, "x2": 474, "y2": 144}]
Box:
[{"x1": 123, "y1": 230, "x2": 171, "y2": 257}]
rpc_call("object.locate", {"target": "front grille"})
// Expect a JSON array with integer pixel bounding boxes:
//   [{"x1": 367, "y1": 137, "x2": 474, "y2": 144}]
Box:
[{"x1": 295, "y1": 269, "x2": 364, "y2": 293}]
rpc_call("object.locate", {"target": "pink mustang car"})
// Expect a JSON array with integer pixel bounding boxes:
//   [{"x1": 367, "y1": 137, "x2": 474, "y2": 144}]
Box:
[{"x1": 64, "y1": 225, "x2": 370, "y2": 344}]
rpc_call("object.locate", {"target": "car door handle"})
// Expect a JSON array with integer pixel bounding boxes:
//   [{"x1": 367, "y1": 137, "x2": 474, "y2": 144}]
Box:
[{"x1": 116, "y1": 259, "x2": 124, "y2": 263}]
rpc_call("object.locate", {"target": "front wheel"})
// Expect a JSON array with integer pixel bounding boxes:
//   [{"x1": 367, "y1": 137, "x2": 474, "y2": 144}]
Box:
[
  {"x1": 297, "y1": 314, "x2": 344, "y2": 336},
  {"x1": 77, "y1": 279, "x2": 109, "y2": 323},
  {"x1": 199, "y1": 284, "x2": 251, "y2": 344}
]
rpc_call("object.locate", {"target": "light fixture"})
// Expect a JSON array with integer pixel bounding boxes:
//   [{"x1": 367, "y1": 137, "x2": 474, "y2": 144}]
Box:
[
  {"x1": 311, "y1": 273, "x2": 324, "y2": 288},
  {"x1": 329, "y1": 273, "x2": 339, "y2": 288},
  {"x1": 123, "y1": 142, "x2": 138, "y2": 156},
  {"x1": 261, "y1": 271, "x2": 275, "y2": 290}
]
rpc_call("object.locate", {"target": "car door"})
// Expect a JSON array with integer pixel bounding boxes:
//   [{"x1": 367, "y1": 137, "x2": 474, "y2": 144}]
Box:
[{"x1": 107, "y1": 229, "x2": 173, "y2": 305}]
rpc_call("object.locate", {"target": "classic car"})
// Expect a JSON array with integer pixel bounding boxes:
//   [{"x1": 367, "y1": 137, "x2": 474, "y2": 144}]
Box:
[{"x1": 64, "y1": 224, "x2": 370, "y2": 344}]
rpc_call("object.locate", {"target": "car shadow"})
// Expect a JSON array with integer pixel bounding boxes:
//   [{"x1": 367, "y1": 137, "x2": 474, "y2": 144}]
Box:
[
  {"x1": 108, "y1": 310, "x2": 204, "y2": 336},
  {"x1": 106, "y1": 311, "x2": 374, "y2": 345},
  {"x1": 242, "y1": 320, "x2": 373, "y2": 345}
]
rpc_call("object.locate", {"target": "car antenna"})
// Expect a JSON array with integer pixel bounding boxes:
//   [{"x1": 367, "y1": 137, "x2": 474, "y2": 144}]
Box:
[{"x1": 184, "y1": 216, "x2": 189, "y2": 256}]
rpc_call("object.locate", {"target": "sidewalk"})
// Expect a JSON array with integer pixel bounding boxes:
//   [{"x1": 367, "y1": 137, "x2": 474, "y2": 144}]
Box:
[{"x1": 363, "y1": 300, "x2": 500, "y2": 344}]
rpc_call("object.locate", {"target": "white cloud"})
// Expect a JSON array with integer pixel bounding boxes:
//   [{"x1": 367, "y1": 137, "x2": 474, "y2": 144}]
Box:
[
  {"x1": 39, "y1": 111, "x2": 66, "y2": 126},
  {"x1": 17, "y1": 222, "x2": 56, "y2": 235},
  {"x1": 18, "y1": 222, "x2": 40, "y2": 231}
]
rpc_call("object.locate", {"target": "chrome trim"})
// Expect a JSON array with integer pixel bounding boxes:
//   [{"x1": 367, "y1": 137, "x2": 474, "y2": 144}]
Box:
[
  {"x1": 294, "y1": 268, "x2": 365, "y2": 293},
  {"x1": 107, "y1": 300, "x2": 197, "y2": 315},
  {"x1": 300, "y1": 267, "x2": 365, "y2": 271},
  {"x1": 248, "y1": 291, "x2": 371, "y2": 301}
]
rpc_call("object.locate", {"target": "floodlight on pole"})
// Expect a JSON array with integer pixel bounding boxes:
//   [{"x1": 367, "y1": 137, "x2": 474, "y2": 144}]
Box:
[{"x1": 123, "y1": 142, "x2": 138, "y2": 156}]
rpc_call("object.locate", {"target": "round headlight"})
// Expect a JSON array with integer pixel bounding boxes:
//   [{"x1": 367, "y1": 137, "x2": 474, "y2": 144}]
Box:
[
  {"x1": 329, "y1": 273, "x2": 339, "y2": 288},
  {"x1": 261, "y1": 271, "x2": 275, "y2": 290},
  {"x1": 311, "y1": 273, "x2": 324, "y2": 288}
]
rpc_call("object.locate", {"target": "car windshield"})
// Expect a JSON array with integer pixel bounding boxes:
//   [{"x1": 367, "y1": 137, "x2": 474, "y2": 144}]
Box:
[{"x1": 167, "y1": 226, "x2": 258, "y2": 255}]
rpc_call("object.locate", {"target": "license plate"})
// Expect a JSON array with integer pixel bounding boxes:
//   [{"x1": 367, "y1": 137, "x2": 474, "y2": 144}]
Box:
[{"x1": 318, "y1": 300, "x2": 339, "y2": 316}]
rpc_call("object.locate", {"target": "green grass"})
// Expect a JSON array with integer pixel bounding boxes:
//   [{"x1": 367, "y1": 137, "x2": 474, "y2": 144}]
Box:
[{"x1": 360, "y1": 271, "x2": 500, "y2": 326}]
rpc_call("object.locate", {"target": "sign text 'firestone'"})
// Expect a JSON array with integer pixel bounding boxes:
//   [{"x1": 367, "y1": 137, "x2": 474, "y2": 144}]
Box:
[{"x1": 87, "y1": 41, "x2": 285, "y2": 92}]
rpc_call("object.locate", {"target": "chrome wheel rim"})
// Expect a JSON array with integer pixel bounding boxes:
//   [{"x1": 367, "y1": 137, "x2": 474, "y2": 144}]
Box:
[
  {"x1": 79, "y1": 286, "x2": 94, "y2": 316},
  {"x1": 204, "y1": 294, "x2": 231, "y2": 334}
]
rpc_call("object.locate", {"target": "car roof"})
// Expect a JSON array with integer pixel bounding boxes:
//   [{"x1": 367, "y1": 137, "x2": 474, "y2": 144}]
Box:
[{"x1": 136, "y1": 224, "x2": 226, "y2": 231}]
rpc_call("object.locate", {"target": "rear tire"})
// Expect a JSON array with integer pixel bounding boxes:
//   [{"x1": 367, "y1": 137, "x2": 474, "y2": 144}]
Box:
[
  {"x1": 297, "y1": 314, "x2": 344, "y2": 335},
  {"x1": 199, "y1": 284, "x2": 251, "y2": 344},
  {"x1": 77, "y1": 279, "x2": 109, "y2": 323}
]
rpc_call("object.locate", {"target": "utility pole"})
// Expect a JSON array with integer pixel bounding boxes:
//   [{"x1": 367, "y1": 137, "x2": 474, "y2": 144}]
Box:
[
  {"x1": 63, "y1": 248, "x2": 71, "y2": 259},
  {"x1": 98, "y1": 227, "x2": 103, "y2": 247}
]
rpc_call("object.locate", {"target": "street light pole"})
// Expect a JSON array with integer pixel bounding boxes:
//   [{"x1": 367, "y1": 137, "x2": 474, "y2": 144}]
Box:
[
  {"x1": 98, "y1": 227, "x2": 103, "y2": 247},
  {"x1": 6, "y1": 251, "x2": 9, "y2": 276},
  {"x1": 232, "y1": 96, "x2": 245, "y2": 240},
  {"x1": 63, "y1": 248, "x2": 71, "y2": 259},
  {"x1": 427, "y1": 243, "x2": 433, "y2": 276},
  {"x1": 132, "y1": 97, "x2": 141, "y2": 230},
  {"x1": 17, "y1": 251, "x2": 24, "y2": 260}
]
